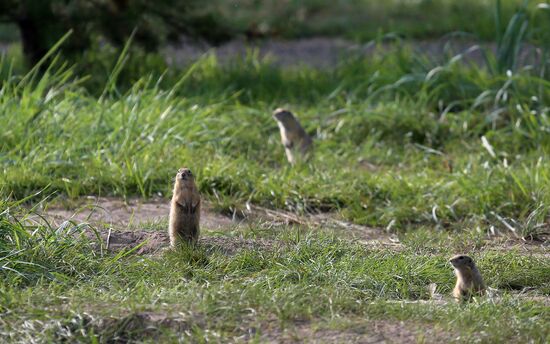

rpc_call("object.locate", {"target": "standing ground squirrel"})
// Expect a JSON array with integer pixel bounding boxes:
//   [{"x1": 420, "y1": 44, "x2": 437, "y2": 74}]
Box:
[
  {"x1": 272, "y1": 108, "x2": 313, "y2": 164},
  {"x1": 169, "y1": 168, "x2": 201, "y2": 247},
  {"x1": 449, "y1": 254, "x2": 485, "y2": 301}
]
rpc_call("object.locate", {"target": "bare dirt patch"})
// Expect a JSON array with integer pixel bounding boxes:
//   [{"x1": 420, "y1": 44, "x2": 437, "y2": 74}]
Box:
[
  {"x1": 31, "y1": 196, "x2": 399, "y2": 257},
  {"x1": 246, "y1": 204, "x2": 399, "y2": 246},
  {"x1": 37, "y1": 197, "x2": 548, "y2": 255},
  {"x1": 39, "y1": 196, "x2": 398, "y2": 246},
  {"x1": 259, "y1": 319, "x2": 451, "y2": 344},
  {"x1": 42, "y1": 196, "x2": 243, "y2": 231},
  {"x1": 86, "y1": 228, "x2": 278, "y2": 255}
]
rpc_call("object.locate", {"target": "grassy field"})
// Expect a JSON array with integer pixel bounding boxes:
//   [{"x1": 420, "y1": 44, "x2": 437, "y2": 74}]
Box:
[{"x1": 1, "y1": 2, "x2": 550, "y2": 343}]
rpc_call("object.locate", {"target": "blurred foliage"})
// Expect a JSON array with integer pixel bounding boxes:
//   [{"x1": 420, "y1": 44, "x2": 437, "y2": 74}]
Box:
[
  {"x1": 0, "y1": 0, "x2": 232, "y2": 66},
  {"x1": 206, "y1": 0, "x2": 539, "y2": 41},
  {"x1": 1, "y1": 0, "x2": 547, "y2": 72}
]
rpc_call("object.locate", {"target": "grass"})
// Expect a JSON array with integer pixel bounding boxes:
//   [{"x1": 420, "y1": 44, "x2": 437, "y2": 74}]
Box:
[{"x1": 1, "y1": 2, "x2": 549, "y2": 342}]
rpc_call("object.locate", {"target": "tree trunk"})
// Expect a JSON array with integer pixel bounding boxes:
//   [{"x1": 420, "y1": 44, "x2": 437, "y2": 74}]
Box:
[{"x1": 17, "y1": 17, "x2": 49, "y2": 67}]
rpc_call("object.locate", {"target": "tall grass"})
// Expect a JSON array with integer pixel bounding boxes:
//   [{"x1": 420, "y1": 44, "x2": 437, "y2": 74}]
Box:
[{"x1": 0, "y1": 194, "x2": 95, "y2": 286}]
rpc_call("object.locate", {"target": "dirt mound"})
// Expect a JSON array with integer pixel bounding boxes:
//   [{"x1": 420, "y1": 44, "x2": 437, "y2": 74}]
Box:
[
  {"x1": 40, "y1": 196, "x2": 398, "y2": 247},
  {"x1": 88, "y1": 229, "x2": 278, "y2": 255},
  {"x1": 45, "y1": 195, "x2": 399, "y2": 257},
  {"x1": 97, "y1": 230, "x2": 168, "y2": 254},
  {"x1": 43, "y1": 197, "x2": 243, "y2": 231}
]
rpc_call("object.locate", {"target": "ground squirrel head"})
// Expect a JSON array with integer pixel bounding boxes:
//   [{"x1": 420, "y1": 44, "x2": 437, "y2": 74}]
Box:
[
  {"x1": 175, "y1": 168, "x2": 196, "y2": 187},
  {"x1": 272, "y1": 108, "x2": 295, "y2": 124},
  {"x1": 449, "y1": 254, "x2": 476, "y2": 271}
]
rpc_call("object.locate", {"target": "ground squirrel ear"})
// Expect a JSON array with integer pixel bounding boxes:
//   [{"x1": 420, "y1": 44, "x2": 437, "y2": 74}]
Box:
[{"x1": 273, "y1": 108, "x2": 288, "y2": 117}]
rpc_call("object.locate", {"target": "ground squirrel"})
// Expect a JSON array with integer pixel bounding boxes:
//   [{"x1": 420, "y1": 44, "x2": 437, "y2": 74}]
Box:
[
  {"x1": 272, "y1": 108, "x2": 313, "y2": 164},
  {"x1": 169, "y1": 168, "x2": 201, "y2": 246},
  {"x1": 449, "y1": 254, "x2": 485, "y2": 301}
]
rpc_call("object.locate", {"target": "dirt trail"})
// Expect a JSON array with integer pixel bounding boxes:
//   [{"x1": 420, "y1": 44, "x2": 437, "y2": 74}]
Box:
[
  {"x1": 3, "y1": 36, "x2": 539, "y2": 69},
  {"x1": 84, "y1": 229, "x2": 278, "y2": 255},
  {"x1": 37, "y1": 196, "x2": 546, "y2": 256},
  {"x1": 37, "y1": 196, "x2": 396, "y2": 255},
  {"x1": 43, "y1": 197, "x2": 240, "y2": 231},
  {"x1": 39, "y1": 197, "x2": 273, "y2": 255},
  {"x1": 164, "y1": 36, "x2": 540, "y2": 69}
]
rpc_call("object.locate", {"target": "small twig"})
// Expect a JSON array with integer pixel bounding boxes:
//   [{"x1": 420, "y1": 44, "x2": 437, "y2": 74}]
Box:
[
  {"x1": 106, "y1": 227, "x2": 112, "y2": 251},
  {"x1": 491, "y1": 211, "x2": 517, "y2": 235}
]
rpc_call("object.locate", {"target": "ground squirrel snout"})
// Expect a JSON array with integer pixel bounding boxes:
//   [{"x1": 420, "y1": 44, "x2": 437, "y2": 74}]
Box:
[
  {"x1": 169, "y1": 167, "x2": 201, "y2": 247},
  {"x1": 449, "y1": 254, "x2": 485, "y2": 301},
  {"x1": 272, "y1": 108, "x2": 313, "y2": 164}
]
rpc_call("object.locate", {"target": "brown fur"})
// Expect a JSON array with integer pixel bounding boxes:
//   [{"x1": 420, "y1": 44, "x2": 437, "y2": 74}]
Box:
[
  {"x1": 449, "y1": 254, "x2": 485, "y2": 301},
  {"x1": 272, "y1": 108, "x2": 313, "y2": 164},
  {"x1": 169, "y1": 168, "x2": 201, "y2": 246}
]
